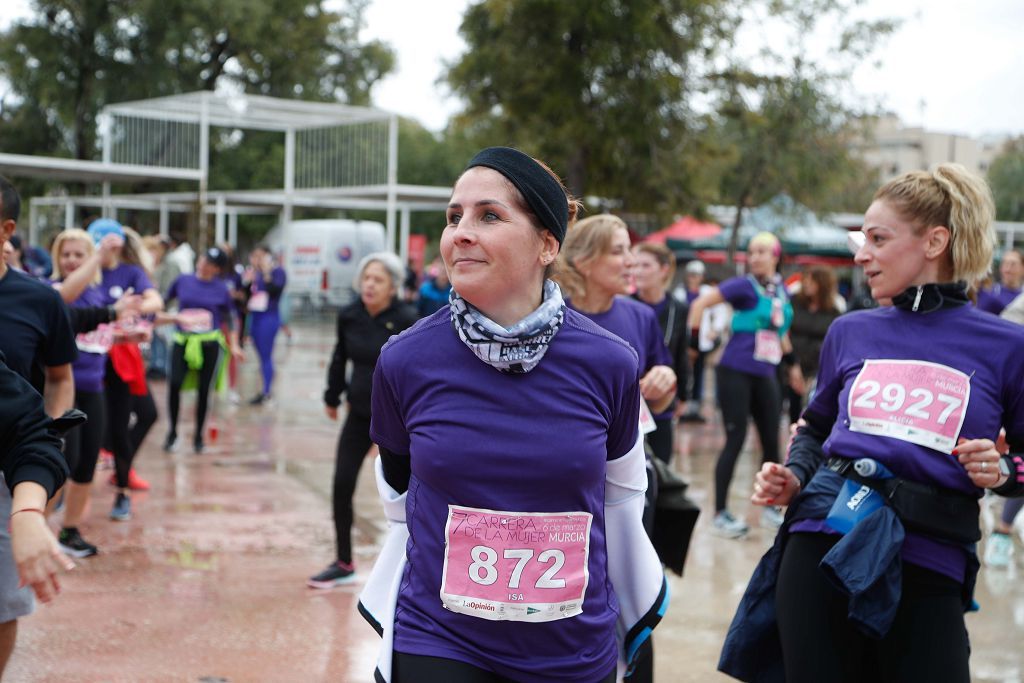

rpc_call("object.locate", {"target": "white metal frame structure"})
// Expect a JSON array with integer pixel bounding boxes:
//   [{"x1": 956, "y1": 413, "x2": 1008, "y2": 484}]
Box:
[{"x1": 12, "y1": 91, "x2": 451, "y2": 261}]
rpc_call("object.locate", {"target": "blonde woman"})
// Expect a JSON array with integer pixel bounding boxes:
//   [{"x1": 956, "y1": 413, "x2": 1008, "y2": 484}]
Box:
[{"x1": 722, "y1": 164, "x2": 1024, "y2": 682}]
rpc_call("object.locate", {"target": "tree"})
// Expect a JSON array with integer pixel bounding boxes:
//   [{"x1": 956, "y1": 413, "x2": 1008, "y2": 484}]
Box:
[
  {"x1": 444, "y1": 0, "x2": 732, "y2": 217},
  {"x1": 988, "y1": 138, "x2": 1024, "y2": 222},
  {"x1": 707, "y1": 1, "x2": 895, "y2": 263},
  {"x1": 0, "y1": 0, "x2": 395, "y2": 162}
]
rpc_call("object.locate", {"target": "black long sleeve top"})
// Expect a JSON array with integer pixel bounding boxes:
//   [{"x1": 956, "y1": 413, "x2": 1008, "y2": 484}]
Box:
[
  {"x1": 323, "y1": 298, "x2": 419, "y2": 417},
  {"x1": 0, "y1": 352, "x2": 70, "y2": 498}
]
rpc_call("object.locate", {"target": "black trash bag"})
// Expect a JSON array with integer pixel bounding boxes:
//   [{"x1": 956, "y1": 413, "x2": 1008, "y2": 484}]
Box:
[{"x1": 650, "y1": 456, "x2": 700, "y2": 577}]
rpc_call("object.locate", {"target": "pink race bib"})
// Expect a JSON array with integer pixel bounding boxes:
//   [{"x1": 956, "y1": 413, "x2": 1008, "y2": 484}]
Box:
[
  {"x1": 76, "y1": 324, "x2": 115, "y2": 354},
  {"x1": 440, "y1": 505, "x2": 592, "y2": 622},
  {"x1": 754, "y1": 330, "x2": 783, "y2": 364},
  {"x1": 847, "y1": 359, "x2": 970, "y2": 453},
  {"x1": 178, "y1": 309, "x2": 214, "y2": 333},
  {"x1": 248, "y1": 291, "x2": 269, "y2": 312}
]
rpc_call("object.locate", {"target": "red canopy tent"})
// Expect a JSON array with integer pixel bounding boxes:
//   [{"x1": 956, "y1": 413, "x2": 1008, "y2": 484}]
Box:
[{"x1": 645, "y1": 216, "x2": 722, "y2": 244}]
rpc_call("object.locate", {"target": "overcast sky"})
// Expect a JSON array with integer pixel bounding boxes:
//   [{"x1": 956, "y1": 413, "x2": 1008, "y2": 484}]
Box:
[{"x1": 4, "y1": 0, "x2": 1022, "y2": 138}]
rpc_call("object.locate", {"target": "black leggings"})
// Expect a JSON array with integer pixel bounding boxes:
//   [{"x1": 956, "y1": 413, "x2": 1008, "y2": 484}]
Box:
[
  {"x1": 168, "y1": 340, "x2": 221, "y2": 444},
  {"x1": 714, "y1": 365, "x2": 781, "y2": 512},
  {"x1": 106, "y1": 360, "x2": 157, "y2": 488},
  {"x1": 647, "y1": 417, "x2": 673, "y2": 465},
  {"x1": 393, "y1": 651, "x2": 617, "y2": 683},
  {"x1": 333, "y1": 410, "x2": 373, "y2": 564},
  {"x1": 776, "y1": 532, "x2": 970, "y2": 683},
  {"x1": 65, "y1": 390, "x2": 106, "y2": 484}
]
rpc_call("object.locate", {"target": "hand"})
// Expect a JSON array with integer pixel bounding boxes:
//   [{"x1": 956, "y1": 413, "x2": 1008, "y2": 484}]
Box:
[
  {"x1": 788, "y1": 365, "x2": 806, "y2": 395},
  {"x1": 97, "y1": 233, "x2": 124, "y2": 256},
  {"x1": 10, "y1": 512, "x2": 74, "y2": 603},
  {"x1": 325, "y1": 405, "x2": 338, "y2": 421},
  {"x1": 113, "y1": 294, "x2": 143, "y2": 319},
  {"x1": 230, "y1": 346, "x2": 245, "y2": 362},
  {"x1": 955, "y1": 437, "x2": 1006, "y2": 489},
  {"x1": 639, "y1": 365, "x2": 677, "y2": 402},
  {"x1": 752, "y1": 462, "x2": 801, "y2": 507}
]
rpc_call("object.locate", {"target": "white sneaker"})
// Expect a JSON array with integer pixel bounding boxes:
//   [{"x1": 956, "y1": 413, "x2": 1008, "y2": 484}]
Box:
[
  {"x1": 761, "y1": 506, "x2": 785, "y2": 530},
  {"x1": 713, "y1": 510, "x2": 749, "y2": 539},
  {"x1": 985, "y1": 532, "x2": 1014, "y2": 569}
]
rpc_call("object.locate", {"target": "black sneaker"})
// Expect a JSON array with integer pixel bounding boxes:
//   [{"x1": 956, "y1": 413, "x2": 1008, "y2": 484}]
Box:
[
  {"x1": 110, "y1": 492, "x2": 132, "y2": 521},
  {"x1": 193, "y1": 439, "x2": 205, "y2": 454},
  {"x1": 58, "y1": 527, "x2": 98, "y2": 558},
  {"x1": 307, "y1": 561, "x2": 356, "y2": 589},
  {"x1": 248, "y1": 393, "x2": 267, "y2": 406},
  {"x1": 163, "y1": 432, "x2": 178, "y2": 452},
  {"x1": 680, "y1": 412, "x2": 706, "y2": 423}
]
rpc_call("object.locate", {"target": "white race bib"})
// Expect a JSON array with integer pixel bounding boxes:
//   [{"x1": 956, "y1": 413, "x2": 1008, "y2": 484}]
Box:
[
  {"x1": 440, "y1": 505, "x2": 592, "y2": 622},
  {"x1": 248, "y1": 291, "x2": 269, "y2": 312},
  {"x1": 847, "y1": 359, "x2": 970, "y2": 453},
  {"x1": 753, "y1": 329, "x2": 783, "y2": 364}
]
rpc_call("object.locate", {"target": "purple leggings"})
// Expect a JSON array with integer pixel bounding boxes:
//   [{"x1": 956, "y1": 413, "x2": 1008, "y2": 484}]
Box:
[{"x1": 250, "y1": 311, "x2": 280, "y2": 395}]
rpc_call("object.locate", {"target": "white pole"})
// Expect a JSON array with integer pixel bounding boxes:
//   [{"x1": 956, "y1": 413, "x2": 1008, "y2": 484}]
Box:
[
  {"x1": 399, "y1": 206, "x2": 410, "y2": 265},
  {"x1": 228, "y1": 211, "x2": 238, "y2": 248},
  {"x1": 28, "y1": 199, "x2": 39, "y2": 247},
  {"x1": 198, "y1": 95, "x2": 210, "y2": 249},
  {"x1": 283, "y1": 127, "x2": 295, "y2": 227},
  {"x1": 64, "y1": 201, "x2": 75, "y2": 230},
  {"x1": 385, "y1": 115, "x2": 399, "y2": 252},
  {"x1": 159, "y1": 197, "x2": 169, "y2": 237},
  {"x1": 215, "y1": 195, "x2": 226, "y2": 245},
  {"x1": 102, "y1": 181, "x2": 112, "y2": 217}
]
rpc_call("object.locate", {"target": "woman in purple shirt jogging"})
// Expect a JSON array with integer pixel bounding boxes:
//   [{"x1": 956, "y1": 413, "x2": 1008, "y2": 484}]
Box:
[{"x1": 720, "y1": 164, "x2": 1024, "y2": 683}]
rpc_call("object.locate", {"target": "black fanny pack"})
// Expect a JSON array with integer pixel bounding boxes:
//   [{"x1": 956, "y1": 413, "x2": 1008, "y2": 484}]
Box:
[{"x1": 825, "y1": 457, "x2": 981, "y2": 544}]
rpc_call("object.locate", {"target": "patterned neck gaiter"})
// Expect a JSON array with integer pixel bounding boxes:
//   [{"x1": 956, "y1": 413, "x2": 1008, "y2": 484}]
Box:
[{"x1": 449, "y1": 280, "x2": 566, "y2": 374}]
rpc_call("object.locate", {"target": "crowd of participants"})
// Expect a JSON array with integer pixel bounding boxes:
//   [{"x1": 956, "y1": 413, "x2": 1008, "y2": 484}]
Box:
[{"x1": 2, "y1": 150, "x2": 1024, "y2": 683}]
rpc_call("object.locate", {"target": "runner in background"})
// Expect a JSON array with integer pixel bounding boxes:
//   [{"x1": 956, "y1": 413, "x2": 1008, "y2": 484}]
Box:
[
  {"x1": 90, "y1": 220, "x2": 163, "y2": 520},
  {"x1": 163, "y1": 247, "x2": 242, "y2": 454},
  {"x1": 784, "y1": 266, "x2": 841, "y2": 425},
  {"x1": 679, "y1": 260, "x2": 727, "y2": 423},
  {"x1": 310, "y1": 252, "x2": 416, "y2": 588},
  {"x1": 688, "y1": 232, "x2": 793, "y2": 538},
  {"x1": 722, "y1": 163, "x2": 1024, "y2": 683},
  {"x1": 243, "y1": 244, "x2": 287, "y2": 405},
  {"x1": 976, "y1": 248, "x2": 1022, "y2": 315},
  {"x1": 141, "y1": 235, "x2": 180, "y2": 380}
]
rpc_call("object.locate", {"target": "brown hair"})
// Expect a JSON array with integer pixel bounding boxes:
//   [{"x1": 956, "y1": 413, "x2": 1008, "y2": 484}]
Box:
[
  {"x1": 797, "y1": 265, "x2": 838, "y2": 313},
  {"x1": 554, "y1": 214, "x2": 627, "y2": 299},
  {"x1": 633, "y1": 242, "x2": 676, "y2": 289},
  {"x1": 874, "y1": 163, "x2": 996, "y2": 287}
]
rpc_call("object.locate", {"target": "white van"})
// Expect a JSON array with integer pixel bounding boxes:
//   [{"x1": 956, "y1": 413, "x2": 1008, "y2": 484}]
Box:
[{"x1": 265, "y1": 219, "x2": 387, "y2": 308}]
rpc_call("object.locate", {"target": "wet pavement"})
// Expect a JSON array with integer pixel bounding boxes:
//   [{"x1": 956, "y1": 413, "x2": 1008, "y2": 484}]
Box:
[{"x1": 10, "y1": 317, "x2": 1024, "y2": 682}]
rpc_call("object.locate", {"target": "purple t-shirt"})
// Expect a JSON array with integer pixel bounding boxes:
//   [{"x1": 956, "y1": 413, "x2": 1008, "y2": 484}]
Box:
[
  {"x1": 167, "y1": 274, "x2": 235, "y2": 332},
  {"x1": 66, "y1": 284, "x2": 109, "y2": 393},
  {"x1": 371, "y1": 308, "x2": 640, "y2": 682},
  {"x1": 573, "y1": 296, "x2": 672, "y2": 419},
  {"x1": 718, "y1": 275, "x2": 789, "y2": 377},
  {"x1": 250, "y1": 267, "x2": 287, "y2": 316},
  {"x1": 792, "y1": 304, "x2": 1024, "y2": 582},
  {"x1": 976, "y1": 284, "x2": 1021, "y2": 316},
  {"x1": 98, "y1": 263, "x2": 154, "y2": 306}
]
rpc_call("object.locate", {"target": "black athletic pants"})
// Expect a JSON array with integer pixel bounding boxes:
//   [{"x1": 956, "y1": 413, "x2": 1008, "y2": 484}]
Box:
[
  {"x1": 168, "y1": 340, "x2": 220, "y2": 446},
  {"x1": 333, "y1": 410, "x2": 373, "y2": 565},
  {"x1": 393, "y1": 651, "x2": 617, "y2": 683},
  {"x1": 647, "y1": 417, "x2": 673, "y2": 465},
  {"x1": 106, "y1": 359, "x2": 157, "y2": 489},
  {"x1": 776, "y1": 532, "x2": 970, "y2": 683},
  {"x1": 714, "y1": 365, "x2": 781, "y2": 512},
  {"x1": 64, "y1": 390, "x2": 106, "y2": 484}
]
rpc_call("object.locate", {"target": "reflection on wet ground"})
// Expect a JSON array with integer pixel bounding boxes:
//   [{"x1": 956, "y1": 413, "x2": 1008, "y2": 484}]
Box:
[{"x1": 10, "y1": 318, "x2": 1024, "y2": 682}]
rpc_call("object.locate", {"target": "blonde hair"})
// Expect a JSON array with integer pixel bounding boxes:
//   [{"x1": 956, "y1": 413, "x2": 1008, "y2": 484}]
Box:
[
  {"x1": 51, "y1": 229, "x2": 100, "y2": 284},
  {"x1": 874, "y1": 163, "x2": 996, "y2": 287},
  {"x1": 634, "y1": 242, "x2": 676, "y2": 288},
  {"x1": 554, "y1": 214, "x2": 628, "y2": 299},
  {"x1": 120, "y1": 227, "x2": 154, "y2": 275}
]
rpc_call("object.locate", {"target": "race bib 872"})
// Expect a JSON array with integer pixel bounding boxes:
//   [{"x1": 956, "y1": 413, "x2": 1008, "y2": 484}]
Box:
[
  {"x1": 440, "y1": 505, "x2": 592, "y2": 623},
  {"x1": 846, "y1": 359, "x2": 970, "y2": 453}
]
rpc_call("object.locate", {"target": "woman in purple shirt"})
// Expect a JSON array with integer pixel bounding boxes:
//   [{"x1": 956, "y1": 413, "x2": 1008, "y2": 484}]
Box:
[
  {"x1": 359, "y1": 148, "x2": 667, "y2": 683},
  {"x1": 242, "y1": 244, "x2": 287, "y2": 405},
  {"x1": 688, "y1": 232, "x2": 794, "y2": 538},
  {"x1": 163, "y1": 247, "x2": 243, "y2": 454},
  {"x1": 976, "y1": 248, "x2": 1022, "y2": 315},
  {"x1": 721, "y1": 164, "x2": 1024, "y2": 683}
]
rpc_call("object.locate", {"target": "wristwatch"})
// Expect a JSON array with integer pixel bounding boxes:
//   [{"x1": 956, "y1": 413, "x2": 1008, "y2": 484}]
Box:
[{"x1": 999, "y1": 456, "x2": 1011, "y2": 479}]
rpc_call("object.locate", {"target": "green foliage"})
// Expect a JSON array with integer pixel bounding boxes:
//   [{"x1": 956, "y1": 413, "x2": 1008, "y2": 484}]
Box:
[
  {"x1": 988, "y1": 138, "x2": 1024, "y2": 221},
  {"x1": 444, "y1": 0, "x2": 731, "y2": 217},
  {"x1": 0, "y1": 0, "x2": 396, "y2": 161}
]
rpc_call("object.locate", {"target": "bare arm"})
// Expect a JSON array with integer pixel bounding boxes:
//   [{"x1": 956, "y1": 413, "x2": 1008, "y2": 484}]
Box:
[
  {"x1": 139, "y1": 288, "x2": 164, "y2": 315},
  {"x1": 43, "y1": 364, "x2": 74, "y2": 419},
  {"x1": 686, "y1": 287, "x2": 726, "y2": 330}
]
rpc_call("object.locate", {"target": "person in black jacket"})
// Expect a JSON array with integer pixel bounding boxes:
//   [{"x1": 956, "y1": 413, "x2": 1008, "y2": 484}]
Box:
[
  {"x1": 309, "y1": 252, "x2": 418, "y2": 589},
  {"x1": 632, "y1": 242, "x2": 689, "y2": 464},
  {"x1": 785, "y1": 265, "x2": 841, "y2": 424}
]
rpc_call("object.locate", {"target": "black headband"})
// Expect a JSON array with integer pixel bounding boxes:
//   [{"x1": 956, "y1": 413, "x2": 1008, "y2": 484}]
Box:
[{"x1": 465, "y1": 147, "x2": 569, "y2": 244}]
